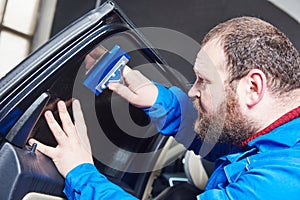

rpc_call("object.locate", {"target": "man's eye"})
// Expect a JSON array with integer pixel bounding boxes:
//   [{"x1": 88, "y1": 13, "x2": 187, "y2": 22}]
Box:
[
  {"x1": 197, "y1": 77, "x2": 204, "y2": 84},
  {"x1": 196, "y1": 77, "x2": 207, "y2": 89},
  {"x1": 198, "y1": 77, "x2": 203, "y2": 84}
]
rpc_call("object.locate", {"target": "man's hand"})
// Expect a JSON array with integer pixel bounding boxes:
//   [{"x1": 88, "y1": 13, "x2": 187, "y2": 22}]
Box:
[
  {"x1": 108, "y1": 67, "x2": 158, "y2": 108},
  {"x1": 84, "y1": 44, "x2": 159, "y2": 108},
  {"x1": 28, "y1": 100, "x2": 93, "y2": 178}
]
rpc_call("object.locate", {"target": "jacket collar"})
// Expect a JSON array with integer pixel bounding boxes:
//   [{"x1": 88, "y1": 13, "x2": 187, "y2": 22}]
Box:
[
  {"x1": 245, "y1": 106, "x2": 300, "y2": 152},
  {"x1": 238, "y1": 105, "x2": 300, "y2": 147},
  {"x1": 216, "y1": 106, "x2": 300, "y2": 166},
  {"x1": 219, "y1": 115, "x2": 300, "y2": 165},
  {"x1": 248, "y1": 117, "x2": 300, "y2": 152}
]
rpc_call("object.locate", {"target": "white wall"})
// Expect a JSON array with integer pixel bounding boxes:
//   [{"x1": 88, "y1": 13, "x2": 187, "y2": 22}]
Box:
[{"x1": 268, "y1": 0, "x2": 300, "y2": 23}]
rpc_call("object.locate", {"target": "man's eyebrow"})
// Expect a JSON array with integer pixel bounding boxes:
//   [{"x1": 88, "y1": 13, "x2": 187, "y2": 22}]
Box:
[
  {"x1": 193, "y1": 67, "x2": 213, "y2": 83},
  {"x1": 193, "y1": 65, "x2": 201, "y2": 73},
  {"x1": 193, "y1": 67, "x2": 205, "y2": 78}
]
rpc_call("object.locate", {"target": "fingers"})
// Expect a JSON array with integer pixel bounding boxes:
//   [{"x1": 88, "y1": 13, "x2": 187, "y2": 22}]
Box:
[
  {"x1": 73, "y1": 100, "x2": 92, "y2": 153},
  {"x1": 123, "y1": 70, "x2": 152, "y2": 92},
  {"x1": 72, "y1": 100, "x2": 85, "y2": 126},
  {"x1": 28, "y1": 138, "x2": 55, "y2": 159},
  {"x1": 44, "y1": 100, "x2": 83, "y2": 143},
  {"x1": 109, "y1": 69, "x2": 158, "y2": 107},
  {"x1": 57, "y1": 101, "x2": 76, "y2": 136},
  {"x1": 44, "y1": 110, "x2": 68, "y2": 143},
  {"x1": 29, "y1": 100, "x2": 94, "y2": 178},
  {"x1": 108, "y1": 82, "x2": 137, "y2": 103}
]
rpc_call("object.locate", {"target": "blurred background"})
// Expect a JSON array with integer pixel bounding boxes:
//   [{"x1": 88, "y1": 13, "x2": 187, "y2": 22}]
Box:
[{"x1": 0, "y1": 0, "x2": 299, "y2": 78}]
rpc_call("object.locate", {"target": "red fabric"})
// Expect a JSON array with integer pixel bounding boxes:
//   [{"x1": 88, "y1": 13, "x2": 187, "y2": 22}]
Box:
[{"x1": 238, "y1": 105, "x2": 300, "y2": 146}]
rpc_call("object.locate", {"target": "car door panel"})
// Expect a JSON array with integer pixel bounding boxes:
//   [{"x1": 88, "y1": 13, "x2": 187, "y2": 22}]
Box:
[{"x1": 0, "y1": 1, "x2": 188, "y2": 199}]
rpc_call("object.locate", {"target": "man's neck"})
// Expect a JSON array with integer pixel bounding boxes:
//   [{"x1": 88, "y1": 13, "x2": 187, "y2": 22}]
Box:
[
  {"x1": 239, "y1": 105, "x2": 300, "y2": 146},
  {"x1": 239, "y1": 89, "x2": 300, "y2": 146}
]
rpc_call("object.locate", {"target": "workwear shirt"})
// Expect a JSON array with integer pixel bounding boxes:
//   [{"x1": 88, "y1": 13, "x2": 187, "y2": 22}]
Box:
[{"x1": 64, "y1": 84, "x2": 300, "y2": 199}]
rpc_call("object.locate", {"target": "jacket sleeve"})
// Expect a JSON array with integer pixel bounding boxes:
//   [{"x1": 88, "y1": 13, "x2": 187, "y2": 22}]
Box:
[
  {"x1": 142, "y1": 83, "x2": 231, "y2": 160},
  {"x1": 63, "y1": 163, "x2": 138, "y2": 200},
  {"x1": 142, "y1": 83, "x2": 198, "y2": 149}
]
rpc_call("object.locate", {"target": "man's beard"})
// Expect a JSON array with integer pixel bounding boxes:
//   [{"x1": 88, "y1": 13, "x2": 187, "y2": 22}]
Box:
[{"x1": 193, "y1": 85, "x2": 257, "y2": 144}]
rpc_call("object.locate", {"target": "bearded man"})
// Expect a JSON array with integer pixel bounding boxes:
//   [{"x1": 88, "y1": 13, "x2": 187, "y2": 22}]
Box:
[{"x1": 30, "y1": 16, "x2": 300, "y2": 199}]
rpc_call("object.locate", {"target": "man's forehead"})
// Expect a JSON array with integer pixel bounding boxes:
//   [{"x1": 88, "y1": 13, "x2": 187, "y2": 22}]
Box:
[{"x1": 194, "y1": 39, "x2": 227, "y2": 81}]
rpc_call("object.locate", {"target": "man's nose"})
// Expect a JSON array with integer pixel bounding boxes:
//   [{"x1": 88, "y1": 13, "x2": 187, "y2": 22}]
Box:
[{"x1": 188, "y1": 84, "x2": 200, "y2": 98}]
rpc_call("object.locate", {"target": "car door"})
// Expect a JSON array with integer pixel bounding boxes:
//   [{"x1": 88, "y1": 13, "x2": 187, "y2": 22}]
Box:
[{"x1": 0, "y1": 1, "x2": 192, "y2": 199}]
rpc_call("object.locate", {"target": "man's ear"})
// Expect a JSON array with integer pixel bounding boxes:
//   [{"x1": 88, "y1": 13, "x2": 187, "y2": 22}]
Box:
[{"x1": 244, "y1": 69, "x2": 267, "y2": 107}]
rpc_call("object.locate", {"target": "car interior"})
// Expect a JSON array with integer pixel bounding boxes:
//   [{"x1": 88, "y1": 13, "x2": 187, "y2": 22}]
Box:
[
  {"x1": 4, "y1": 0, "x2": 297, "y2": 199},
  {"x1": 0, "y1": 1, "x2": 212, "y2": 199},
  {"x1": 4, "y1": 0, "x2": 300, "y2": 200}
]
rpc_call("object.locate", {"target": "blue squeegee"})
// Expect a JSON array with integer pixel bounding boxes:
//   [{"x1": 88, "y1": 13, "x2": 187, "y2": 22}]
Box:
[{"x1": 83, "y1": 45, "x2": 130, "y2": 96}]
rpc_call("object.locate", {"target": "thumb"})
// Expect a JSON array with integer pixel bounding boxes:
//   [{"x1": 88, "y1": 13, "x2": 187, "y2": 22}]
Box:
[
  {"x1": 108, "y1": 82, "x2": 138, "y2": 103},
  {"x1": 28, "y1": 138, "x2": 55, "y2": 159},
  {"x1": 122, "y1": 65, "x2": 132, "y2": 76}
]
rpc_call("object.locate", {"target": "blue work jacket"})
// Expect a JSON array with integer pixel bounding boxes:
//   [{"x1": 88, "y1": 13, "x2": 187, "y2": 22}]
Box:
[
  {"x1": 64, "y1": 84, "x2": 300, "y2": 199},
  {"x1": 199, "y1": 116, "x2": 300, "y2": 199}
]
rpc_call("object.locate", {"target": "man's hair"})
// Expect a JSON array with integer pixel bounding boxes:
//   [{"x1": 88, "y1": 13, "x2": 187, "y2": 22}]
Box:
[{"x1": 202, "y1": 16, "x2": 300, "y2": 94}]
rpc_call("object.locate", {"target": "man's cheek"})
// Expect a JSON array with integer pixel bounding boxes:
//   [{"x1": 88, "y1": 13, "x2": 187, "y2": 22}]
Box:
[{"x1": 207, "y1": 84, "x2": 226, "y2": 114}]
